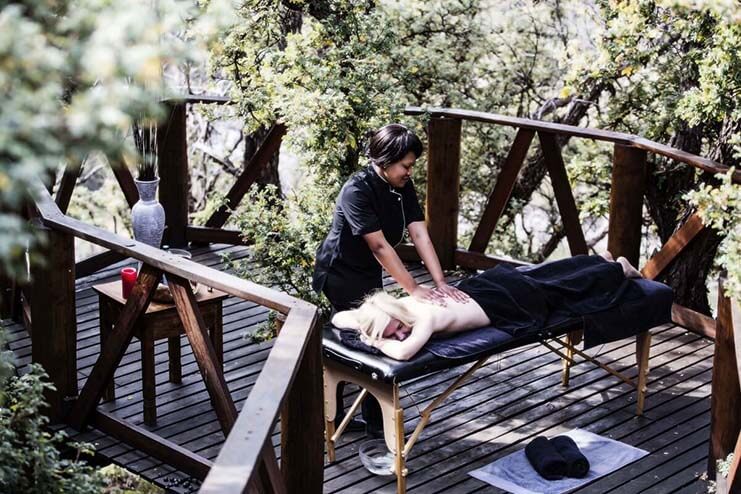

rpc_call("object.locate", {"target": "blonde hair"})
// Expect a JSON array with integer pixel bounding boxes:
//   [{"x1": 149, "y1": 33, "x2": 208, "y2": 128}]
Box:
[{"x1": 354, "y1": 292, "x2": 417, "y2": 344}]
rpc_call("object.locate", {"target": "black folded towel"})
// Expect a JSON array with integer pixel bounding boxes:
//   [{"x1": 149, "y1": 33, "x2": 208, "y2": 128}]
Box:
[
  {"x1": 524, "y1": 436, "x2": 568, "y2": 480},
  {"x1": 551, "y1": 435, "x2": 590, "y2": 478}
]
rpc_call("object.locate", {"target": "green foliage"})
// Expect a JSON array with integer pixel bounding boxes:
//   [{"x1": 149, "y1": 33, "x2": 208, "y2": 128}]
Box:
[
  {"x1": 0, "y1": 0, "x2": 233, "y2": 277},
  {"x1": 686, "y1": 168, "x2": 741, "y2": 300},
  {"x1": 0, "y1": 365, "x2": 104, "y2": 493},
  {"x1": 0, "y1": 0, "x2": 235, "y2": 489},
  {"x1": 214, "y1": 0, "x2": 597, "y2": 292},
  {"x1": 228, "y1": 183, "x2": 334, "y2": 314},
  {"x1": 566, "y1": 0, "x2": 740, "y2": 306}
]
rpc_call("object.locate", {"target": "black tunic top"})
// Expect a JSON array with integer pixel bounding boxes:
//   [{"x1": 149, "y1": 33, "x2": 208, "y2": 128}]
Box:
[{"x1": 312, "y1": 166, "x2": 425, "y2": 308}]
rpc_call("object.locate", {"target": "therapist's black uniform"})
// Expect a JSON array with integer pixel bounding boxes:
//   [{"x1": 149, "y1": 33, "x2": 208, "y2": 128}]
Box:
[
  {"x1": 313, "y1": 165, "x2": 425, "y2": 434},
  {"x1": 313, "y1": 165, "x2": 425, "y2": 310}
]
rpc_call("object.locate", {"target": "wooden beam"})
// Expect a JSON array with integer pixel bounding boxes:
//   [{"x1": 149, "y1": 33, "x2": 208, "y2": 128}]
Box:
[
  {"x1": 709, "y1": 278, "x2": 741, "y2": 480},
  {"x1": 205, "y1": 124, "x2": 286, "y2": 230},
  {"x1": 30, "y1": 222, "x2": 77, "y2": 422},
  {"x1": 92, "y1": 410, "x2": 212, "y2": 479},
  {"x1": 68, "y1": 265, "x2": 161, "y2": 430},
  {"x1": 75, "y1": 250, "x2": 127, "y2": 279},
  {"x1": 454, "y1": 249, "x2": 531, "y2": 270},
  {"x1": 200, "y1": 304, "x2": 319, "y2": 494},
  {"x1": 280, "y1": 312, "x2": 323, "y2": 493},
  {"x1": 109, "y1": 157, "x2": 139, "y2": 208},
  {"x1": 256, "y1": 445, "x2": 287, "y2": 494},
  {"x1": 607, "y1": 144, "x2": 646, "y2": 266},
  {"x1": 21, "y1": 291, "x2": 31, "y2": 334},
  {"x1": 162, "y1": 95, "x2": 231, "y2": 106},
  {"x1": 641, "y1": 214, "x2": 705, "y2": 280},
  {"x1": 395, "y1": 243, "x2": 532, "y2": 271},
  {"x1": 166, "y1": 274, "x2": 237, "y2": 435},
  {"x1": 672, "y1": 303, "x2": 716, "y2": 340},
  {"x1": 538, "y1": 132, "x2": 588, "y2": 255},
  {"x1": 55, "y1": 162, "x2": 83, "y2": 214},
  {"x1": 0, "y1": 273, "x2": 19, "y2": 321},
  {"x1": 404, "y1": 107, "x2": 741, "y2": 183},
  {"x1": 158, "y1": 103, "x2": 190, "y2": 247},
  {"x1": 33, "y1": 182, "x2": 298, "y2": 313},
  {"x1": 426, "y1": 117, "x2": 462, "y2": 269},
  {"x1": 186, "y1": 226, "x2": 249, "y2": 246},
  {"x1": 469, "y1": 129, "x2": 534, "y2": 253}
]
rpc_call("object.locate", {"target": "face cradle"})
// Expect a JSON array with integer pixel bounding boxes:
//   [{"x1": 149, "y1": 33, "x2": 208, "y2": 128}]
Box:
[
  {"x1": 382, "y1": 151, "x2": 416, "y2": 188},
  {"x1": 382, "y1": 317, "x2": 412, "y2": 341}
]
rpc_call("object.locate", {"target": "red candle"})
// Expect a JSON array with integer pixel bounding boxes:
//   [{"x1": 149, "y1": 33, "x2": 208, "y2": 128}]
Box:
[{"x1": 121, "y1": 267, "x2": 138, "y2": 299}]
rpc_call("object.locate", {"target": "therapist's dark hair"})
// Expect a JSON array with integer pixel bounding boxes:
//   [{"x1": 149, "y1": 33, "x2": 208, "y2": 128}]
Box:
[{"x1": 366, "y1": 124, "x2": 423, "y2": 169}]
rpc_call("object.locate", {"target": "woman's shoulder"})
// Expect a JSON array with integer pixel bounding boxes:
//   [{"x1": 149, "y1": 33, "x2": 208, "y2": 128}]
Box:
[{"x1": 340, "y1": 168, "x2": 374, "y2": 195}]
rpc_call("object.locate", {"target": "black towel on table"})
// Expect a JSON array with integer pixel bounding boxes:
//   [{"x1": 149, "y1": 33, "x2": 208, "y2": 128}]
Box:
[
  {"x1": 524, "y1": 436, "x2": 568, "y2": 480},
  {"x1": 551, "y1": 435, "x2": 590, "y2": 478}
]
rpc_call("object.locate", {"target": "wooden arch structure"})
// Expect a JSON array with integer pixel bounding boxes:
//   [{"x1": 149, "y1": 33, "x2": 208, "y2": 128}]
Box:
[{"x1": 4, "y1": 98, "x2": 739, "y2": 493}]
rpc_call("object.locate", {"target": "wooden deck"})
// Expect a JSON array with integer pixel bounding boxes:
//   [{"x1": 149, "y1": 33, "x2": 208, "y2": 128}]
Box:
[{"x1": 4, "y1": 244, "x2": 713, "y2": 493}]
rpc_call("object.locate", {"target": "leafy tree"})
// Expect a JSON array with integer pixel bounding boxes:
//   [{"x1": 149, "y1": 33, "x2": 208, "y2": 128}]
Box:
[
  {"x1": 0, "y1": 0, "x2": 230, "y2": 490},
  {"x1": 217, "y1": 0, "x2": 598, "y2": 301},
  {"x1": 568, "y1": 0, "x2": 740, "y2": 312}
]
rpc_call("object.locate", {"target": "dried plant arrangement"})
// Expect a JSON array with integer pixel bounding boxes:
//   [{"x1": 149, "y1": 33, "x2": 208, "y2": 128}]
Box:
[{"x1": 132, "y1": 121, "x2": 158, "y2": 181}]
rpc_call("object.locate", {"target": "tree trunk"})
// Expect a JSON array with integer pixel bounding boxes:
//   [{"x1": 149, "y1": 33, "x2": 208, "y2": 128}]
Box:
[
  {"x1": 241, "y1": 8, "x2": 302, "y2": 192},
  {"x1": 646, "y1": 118, "x2": 738, "y2": 316}
]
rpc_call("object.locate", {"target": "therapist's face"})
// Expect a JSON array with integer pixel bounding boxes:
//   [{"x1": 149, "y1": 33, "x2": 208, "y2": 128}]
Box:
[{"x1": 382, "y1": 151, "x2": 416, "y2": 189}]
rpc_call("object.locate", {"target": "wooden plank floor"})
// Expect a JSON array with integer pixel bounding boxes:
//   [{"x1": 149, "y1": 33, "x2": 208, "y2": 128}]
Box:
[{"x1": 3, "y1": 244, "x2": 713, "y2": 493}]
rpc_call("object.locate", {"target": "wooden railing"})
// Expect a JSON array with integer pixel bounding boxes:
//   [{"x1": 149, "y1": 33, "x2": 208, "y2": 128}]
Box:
[
  {"x1": 402, "y1": 106, "x2": 739, "y2": 340},
  {"x1": 402, "y1": 106, "x2": 739, "y2": 487},
  {"x1": 25, "y1": 92, "x2": 324, "y2": 494},
  {"x1": 17, "y1": 98, "x2": 740, "y2": 492}
]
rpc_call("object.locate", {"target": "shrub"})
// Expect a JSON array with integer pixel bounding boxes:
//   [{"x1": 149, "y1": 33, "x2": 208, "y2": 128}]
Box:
[{"x1": 0, "y1": 365, "x2": 104, "y2": 494}]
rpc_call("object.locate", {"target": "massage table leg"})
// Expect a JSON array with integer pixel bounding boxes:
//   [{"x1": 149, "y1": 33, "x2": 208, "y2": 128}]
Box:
[
  {"x1": 323, "y1": 365, "x2": 342, "y2": 462},
  {"x1": 322, "y1": 360, "x2": 408, "y2": 491},
  {"x1": 393, "y1": 385, "x2": 407, "y2": 494},
  {"x1": 561, "y1": 329, "x2": 583, "y2": 386},
  {"x1": 635, "y1": 331, "x2": 651, "y2": 415}
]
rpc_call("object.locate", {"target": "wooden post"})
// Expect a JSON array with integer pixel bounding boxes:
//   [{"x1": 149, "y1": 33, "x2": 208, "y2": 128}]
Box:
[
  {"x1": 607, "y1": 144, "x2": 649, "y2": 411},
  {"x1": 0, "y1": 272, "x2": 19, "y2": 321},
  {"x1": 280, "y1": 315, "x2": 323, "y2": 493},
  {"x1": 709, "y1": 277, "x2": 741, "y2": 482},
  {"x1": 30, "y1": 222, "x2": 77, "y2": 422},
  {"x1": 157, "y1": 103, "x2": 189, "y2": 248},
  {"x1": 607, "y1": 144, "x2": 646, "y2": 265},
  {"x1": 426, "y1": 117, "x2": 462, "y2": 270}
]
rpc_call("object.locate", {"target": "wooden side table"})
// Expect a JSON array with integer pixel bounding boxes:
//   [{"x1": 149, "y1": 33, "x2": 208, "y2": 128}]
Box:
[{"x1": 93, "y1": 280, "x2": 228, "y2": 426}]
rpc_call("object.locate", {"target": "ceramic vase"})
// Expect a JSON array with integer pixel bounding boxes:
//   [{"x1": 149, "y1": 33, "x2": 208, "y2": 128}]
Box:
[{"x1": 132, "y1": 178, "x2": 166, "y2": 248}]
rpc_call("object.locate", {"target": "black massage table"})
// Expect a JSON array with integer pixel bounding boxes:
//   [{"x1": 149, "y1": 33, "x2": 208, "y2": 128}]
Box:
[{"x1": 322, "y1": 277, "x2": 673, "y2": 494}]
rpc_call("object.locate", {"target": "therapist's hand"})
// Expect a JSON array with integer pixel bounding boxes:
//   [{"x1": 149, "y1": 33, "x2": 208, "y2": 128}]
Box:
[
  {"x1": 434, "y1": 283, "x2": 470, "y2": 303},
  {"x1": 411, "y1": 285, "x2": 447, "y2": 306}
]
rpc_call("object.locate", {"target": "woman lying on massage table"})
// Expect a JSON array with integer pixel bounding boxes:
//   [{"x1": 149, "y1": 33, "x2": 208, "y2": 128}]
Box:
[{"x1": 332, "y1": 254, "x2": 643, "y2": 361}]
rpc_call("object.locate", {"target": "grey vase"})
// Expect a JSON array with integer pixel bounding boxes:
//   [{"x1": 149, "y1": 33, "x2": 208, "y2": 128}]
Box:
[{"x1": 132, "y1": 178, "x2": 166, "y2": 249}]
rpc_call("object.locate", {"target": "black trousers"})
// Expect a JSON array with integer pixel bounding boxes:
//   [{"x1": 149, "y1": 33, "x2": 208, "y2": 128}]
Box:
[{"x1": 321, "y1": 268, "x2": 383, "y2": 432}]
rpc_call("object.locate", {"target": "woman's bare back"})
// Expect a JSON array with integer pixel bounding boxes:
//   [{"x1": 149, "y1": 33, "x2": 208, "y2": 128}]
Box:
[{"x1": 400, "y1": 296, "x2": 491, "y2": 337}]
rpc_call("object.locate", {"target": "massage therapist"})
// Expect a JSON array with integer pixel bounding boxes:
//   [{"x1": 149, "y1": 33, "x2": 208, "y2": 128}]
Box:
[
  {"x1": 312, "y1": 123, "x2": 468, "y2": 312},
  {"x1": 312, "y1": 123, "x2": 468, "y2": 435}
]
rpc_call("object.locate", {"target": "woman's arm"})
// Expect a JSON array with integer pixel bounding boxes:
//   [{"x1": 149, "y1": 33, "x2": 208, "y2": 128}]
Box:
[
  {"x1": 362, "y1": 230, "x2": 445, "y2": 303},
  {"x1": 407, "y1": 221, "x2": 469, "y2": 303},
  {"x1": 373, "y1": 320, "x2": 433, "y2": 361}
]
